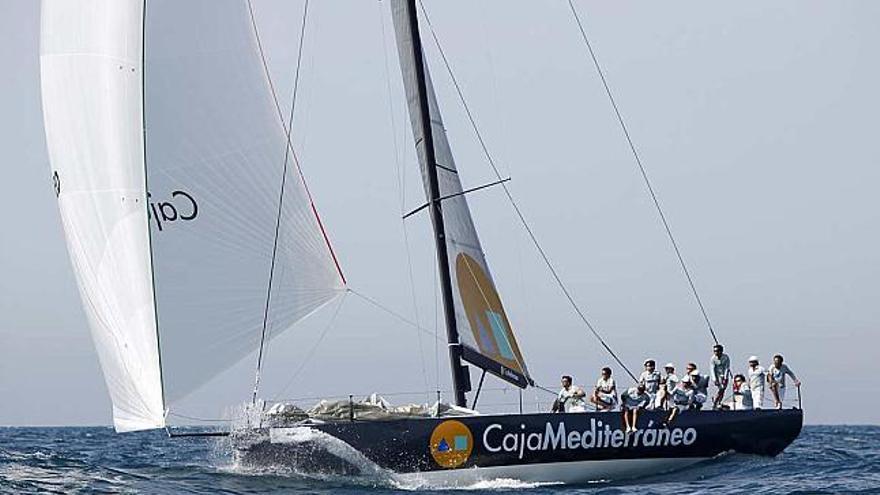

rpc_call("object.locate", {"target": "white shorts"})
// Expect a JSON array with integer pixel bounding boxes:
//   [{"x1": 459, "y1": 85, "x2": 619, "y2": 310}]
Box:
[{"x1": 752, "y1": 387, "x2": 764, "y2": 409}]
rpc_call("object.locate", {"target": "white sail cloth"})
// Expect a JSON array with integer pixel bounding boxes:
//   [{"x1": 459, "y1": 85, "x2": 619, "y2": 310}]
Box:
[
  {"x1": 40, "y1": 0, "x2": 344, "y2": 432},
  {"x1": 143, "y1": 0, "x2": 344, "y2": 406},
  {"x1": 40, "y1": 0, "x2": 163, "y2": 432},
  {"x1": 390, "y1": 0, "x2": 530, "y2": 386}
]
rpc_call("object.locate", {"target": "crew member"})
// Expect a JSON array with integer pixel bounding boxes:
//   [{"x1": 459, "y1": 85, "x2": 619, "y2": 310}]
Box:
[
  {"x1": 638, "y1": 359, "x2": 661, "y2": 410},
  {"x1": 685, "y1": 362, "x2": 709, "y2": 410},
  {"x1": 747, "y1": 356, "x2": 766, "y2": 409},
  {"x1": 553, "y1": 375, "x2": 587, "y2": 413},
  {"x1": 659, "y1": 363, "x2": 679, "y2": 410},
  {"x1": 621, "y1": 383, "x2": 650, "y2": 433},
  {"x1": 590, "y1": 367, "x2": 617, "y2": 411},
  {"x1": 730, "y1": 373, "x2": 753, "y2": 410},
  {"x1": 767, "y1": 354, "x2": 800, "y2": 409},
  {"x1": 710, "y1": 344, "x2": 731, "y2": 409},
  {"x1": 664, "y1": 375, "x2": 695, "y2": 425}
]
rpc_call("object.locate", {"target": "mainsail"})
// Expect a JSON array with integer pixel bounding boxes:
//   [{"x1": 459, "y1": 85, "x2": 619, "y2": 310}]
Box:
[
  {"x1": 40, "y1": 0, "x2": 344, "y2": 432},
  {"x1": 391, "y1": 1, "x2": 531, "y2": 389}
]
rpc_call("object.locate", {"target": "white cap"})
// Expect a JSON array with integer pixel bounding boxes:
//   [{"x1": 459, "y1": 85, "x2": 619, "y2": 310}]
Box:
[
  {"x1": 748, "y1": 355, "x2": 759, "y2": 362},
  {"x1": 664, "y1": 362, "x2": 675, "y2": 369}
]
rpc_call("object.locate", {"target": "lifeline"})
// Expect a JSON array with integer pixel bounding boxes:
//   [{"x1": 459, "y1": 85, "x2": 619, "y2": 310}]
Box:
[{"x1": 483, "y1": 418, "x2": 698, "y2": 459}]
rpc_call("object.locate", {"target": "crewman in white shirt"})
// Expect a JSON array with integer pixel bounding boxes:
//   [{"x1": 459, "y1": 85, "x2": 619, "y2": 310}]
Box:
[
  {"x1": 658, "y1": 363, "x2": 679, "y2": 410},
  {"x1": 767, "y1": 354, "x2": 800, "y2": 409},
  {"x1": 747, "y1": 355, "x2": 766, "y2": 409},
  {"x1": 710, "y1": 344, "x2": 731, "y2": 409},
  {"x1": 590, "y1": 367, "x2": 617, "y2": 411},
  {"x1": 664, "y1": 375, "x2": 695, "y2": 426},
  {"x1": 621, "y1": 383, "x2": 651, "y2": 433},
  {"x1": 685, "y1": 362, "x2": 708, "y2": 410},
  {"x1": 553, "y1": 375, "x2": 587, "y2": 413},
  {"x1": 730, "y1": 373, "x2": 753, "y2": 410},
  {"x1": 638, "y1": 359, "x2": 661, "y2": 410}
]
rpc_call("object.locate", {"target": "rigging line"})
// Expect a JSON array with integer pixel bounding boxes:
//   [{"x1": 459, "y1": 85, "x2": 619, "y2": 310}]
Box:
[
  {"x1": 166, "y1": 412, "x2": 230, "y2": 424},
  {"x1": 532, "y1": 382, "x2": 559, "y2": 397},
  {"x1": 141, "y1": 0, "x2": 168, "y2": 416},
  {"x1": 416, "y1": 1, "x2": 638, "y2": 382},
  {"x1": 378, "y1": 0, "x2": 429, "y2": 394},
  {"x1": 248, "y1": 0, "x2": 311, "y2": 406},
  {"x1": 273, "y1": 292, "x2": 348, "y2": 398},
  {"x1": 566, "y1": 0, "x2": 718, "y2": 345},
  {"x1": 348, "y1": 288, "x2": 446, "y2": 344},
  {"x1": 247, "y1": 0, "x2": 346, "y2": 286}
]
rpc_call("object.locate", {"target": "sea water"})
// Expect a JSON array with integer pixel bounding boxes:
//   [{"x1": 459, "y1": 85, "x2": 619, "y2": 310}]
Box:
[{"x1": 0, "y1": 425, "x2": 877, "y2": 494}]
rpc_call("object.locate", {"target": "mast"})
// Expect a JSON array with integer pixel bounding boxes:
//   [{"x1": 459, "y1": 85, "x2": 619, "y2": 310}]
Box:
[{"x1": 402, "y1": 0, "x2": 469, "y2": 407}]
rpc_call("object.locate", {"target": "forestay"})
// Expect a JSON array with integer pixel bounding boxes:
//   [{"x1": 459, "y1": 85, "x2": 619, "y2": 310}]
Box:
[
  {"x1": 40, "y1": 0, "x2": 344, "y2": 432},
  {"x1": 391, "y1": 0, "x2": 531, "y2": 388}
]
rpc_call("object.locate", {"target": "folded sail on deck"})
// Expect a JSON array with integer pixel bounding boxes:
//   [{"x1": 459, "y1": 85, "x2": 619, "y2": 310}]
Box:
[
  {"x1": 40, "y1": 0, "x2": 345, "y2": 431},
  {"x1": 391, "y1": 1, "x2": 531, "y2": 388}
]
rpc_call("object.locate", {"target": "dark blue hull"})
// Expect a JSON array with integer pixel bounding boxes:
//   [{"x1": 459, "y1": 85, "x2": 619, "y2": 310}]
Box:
[{"x1": 237, "y1": 408, "x2": 802, "y2": 483}]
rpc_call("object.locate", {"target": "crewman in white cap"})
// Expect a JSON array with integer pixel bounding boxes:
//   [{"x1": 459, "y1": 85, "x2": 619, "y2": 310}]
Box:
[
  {"x1": 685, "y1": 362, "x2": 709, "y2": 410},
  {"x1": 664, "y1": 375, "x2": 695, "y2": 426},
  {"x1": 747, "y1": 356, "x2": 766, "y2": 409}
]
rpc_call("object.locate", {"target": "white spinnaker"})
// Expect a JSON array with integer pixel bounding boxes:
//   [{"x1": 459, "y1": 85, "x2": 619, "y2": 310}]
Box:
[
  {"x1": 41, "y1": 0, "x2": 344, "y2": 431},
  {"x1": 143, "y1": 0, "x2": 345, "y2": 406},
  {"x1": 391, "y1": 1, "x2": 530, "y2": 385},
  {"x1": 40, "y1": 0, "x2": 164, "y2": 432}
]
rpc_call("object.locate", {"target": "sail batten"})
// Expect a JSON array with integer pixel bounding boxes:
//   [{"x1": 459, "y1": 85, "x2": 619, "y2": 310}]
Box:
[{"x1": 391, "y1": 0, "x2": 532, "y2": 389}]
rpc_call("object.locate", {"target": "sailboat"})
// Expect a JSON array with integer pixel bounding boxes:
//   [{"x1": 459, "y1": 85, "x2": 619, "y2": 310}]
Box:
[{"x1": 40, "y1": 0, "x2": 802, "y2": 486}]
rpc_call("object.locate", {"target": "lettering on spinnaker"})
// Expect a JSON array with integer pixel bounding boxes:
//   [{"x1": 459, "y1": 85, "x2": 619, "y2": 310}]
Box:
[{"x1": 148, "y1": 190, "x2": 198, "y2": 231}]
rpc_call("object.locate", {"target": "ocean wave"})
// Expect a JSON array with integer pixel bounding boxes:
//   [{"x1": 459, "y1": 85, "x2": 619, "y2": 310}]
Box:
[{"x1": 0, "y1": 425, "x2": 878, "y2": 494}]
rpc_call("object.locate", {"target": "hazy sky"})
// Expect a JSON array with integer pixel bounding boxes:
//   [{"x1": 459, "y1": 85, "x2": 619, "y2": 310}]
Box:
[{"x1": 2, "y1": 1, "x2": 878, "y2": 426}]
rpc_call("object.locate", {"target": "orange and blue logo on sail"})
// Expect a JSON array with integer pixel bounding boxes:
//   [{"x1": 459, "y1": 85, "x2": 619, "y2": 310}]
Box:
[
  {"x1": 455, "y1": 252, "x2": 527, "y2": 374},
  {"x1": 430, "y1": 420, "x2": 473, "y2": 468}
]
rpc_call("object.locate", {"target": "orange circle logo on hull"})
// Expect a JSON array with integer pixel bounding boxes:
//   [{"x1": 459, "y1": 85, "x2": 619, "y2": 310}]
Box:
[{"x1": 429, "y1": 420, "x2": 473, "y2": 468}]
